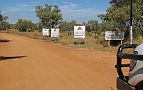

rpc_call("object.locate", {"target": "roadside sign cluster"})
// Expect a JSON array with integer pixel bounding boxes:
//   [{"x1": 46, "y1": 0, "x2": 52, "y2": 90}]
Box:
[
  {"x1": 42, "y1": 28, "x2": 59, "y2": 38},
  {"x1": 42, "y1": 26, "x2": 86, "y2": 39},
  {"x1": 42, "y1": 28, "x2": 124, "y2": 41},
  {"x1": 42, "y1": 27, "x2": 125, "y2": 45}
]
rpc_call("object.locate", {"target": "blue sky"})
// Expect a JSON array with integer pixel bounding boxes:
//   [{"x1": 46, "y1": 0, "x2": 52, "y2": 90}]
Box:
[{"x1": 0, "y1": 0, "x2": 110, "y2": 24}]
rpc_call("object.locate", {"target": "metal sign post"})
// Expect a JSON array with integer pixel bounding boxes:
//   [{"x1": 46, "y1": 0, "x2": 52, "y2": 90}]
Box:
[{"x1": 130, "y1": 0, "x2": 133, "y2": 44}]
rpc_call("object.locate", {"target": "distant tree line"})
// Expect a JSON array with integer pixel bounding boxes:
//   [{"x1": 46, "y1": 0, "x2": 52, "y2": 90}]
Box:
[{"x1": 14, "y1": 19, "x2": 34, "y2": 32}]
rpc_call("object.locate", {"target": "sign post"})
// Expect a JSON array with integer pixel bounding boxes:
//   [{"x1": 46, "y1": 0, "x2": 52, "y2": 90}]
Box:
[
  {"x1": 121, "y1": 40, "x2": 123, "y2": 45},
  {"x1": 130, "y1": 0, "x2": 133, "y2": 44}
]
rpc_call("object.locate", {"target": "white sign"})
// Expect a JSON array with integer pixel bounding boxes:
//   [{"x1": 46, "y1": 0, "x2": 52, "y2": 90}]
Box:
[
  {"x1": 42, "y1": 28, "x2": 49, "y2": 36},
  {"x1": 74, "y1": 26, "x2": 85, "y2": 38},
  {"x1": 51, "y1": 28, "x2": 59, "y2": 38},
  {"x1": 105, "y1": 31, "x2": 124, "y2": 40}
]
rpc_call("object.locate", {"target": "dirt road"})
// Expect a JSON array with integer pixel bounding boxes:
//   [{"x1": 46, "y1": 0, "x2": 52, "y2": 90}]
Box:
[{"x1": 0, "y1": 33, "x2": 117, "y2": 90}]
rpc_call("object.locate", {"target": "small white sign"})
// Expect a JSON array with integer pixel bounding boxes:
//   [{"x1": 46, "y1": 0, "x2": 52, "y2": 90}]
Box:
[
  {"x1": 74, "y1": 26, "x2": 85, "y2": 38},
  {"x1": 105, "y1": 31, "x2": 124, "y2": 40},
  {"x1": 51, "y1": 28, "x2": 59, "y2": 38},
  {"x1": 42, "y1": 28, "x2": 49, "y2": 36}
]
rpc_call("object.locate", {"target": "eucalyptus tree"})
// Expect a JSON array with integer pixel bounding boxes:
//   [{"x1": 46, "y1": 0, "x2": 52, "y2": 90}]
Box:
[
  {"x1": 35, "y1": 4, "x2": 62, "y2": 28},
  {"x1": 0, "y1": 11, "x2": 9, "y2": 30}
]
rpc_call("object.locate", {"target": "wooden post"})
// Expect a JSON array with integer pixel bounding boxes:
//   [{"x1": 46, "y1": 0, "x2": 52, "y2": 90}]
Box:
[
  {"x1": 108, "y1": 40, "x2": 110, "y2": 47},
  {"x1": 121, "y1": 40, "x2": 123, "y2": 45},
  {"x1": 84, "y1": 38, "x2": 86, "y2": 45}
]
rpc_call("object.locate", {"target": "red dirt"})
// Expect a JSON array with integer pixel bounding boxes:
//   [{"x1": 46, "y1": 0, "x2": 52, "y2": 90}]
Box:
[{"x1": 0, "y1": 33, "x2": 117, "y2": 90}]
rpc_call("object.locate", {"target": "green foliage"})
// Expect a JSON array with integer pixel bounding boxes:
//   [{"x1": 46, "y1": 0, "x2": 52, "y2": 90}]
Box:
[
  {"x1": 15, "y1": 19, "x2": 35, "y2": 32},
  {"x1": 59, "y1": 19, "x2": 101, "y2": 38},
  {"x1": 86, "y1": 20, "x2": 98, "y2": 32},
  {"x1": 36, "y1": 22, "x2": 43, "y2": 32},
  {"x1": 10, "y1": 24, "x2": 16, "y2": 29},
  {"x1": 99, "y1": 0, "x2": 143, "y2": 39},
  {"x1": 59, "y1": 21, "x2": 72, "y2": 31},
  {"x1": 35, "y1": 4, "x2": 62, "y2": 28},
  {"x1": 0, "y1": 11, "x2": 9, "y2": 30},
  {"x1": 59, "y1": 20, "x2": 77, "y2": 32}
]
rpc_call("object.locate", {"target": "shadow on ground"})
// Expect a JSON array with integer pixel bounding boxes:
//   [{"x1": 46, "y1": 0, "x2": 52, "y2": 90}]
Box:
[
  {"x1": 0, "y1": 39, "x2": 11, "y2": 42},
  {"x1": 0, "y1": 56, "x2": 27, "y2": 61}
]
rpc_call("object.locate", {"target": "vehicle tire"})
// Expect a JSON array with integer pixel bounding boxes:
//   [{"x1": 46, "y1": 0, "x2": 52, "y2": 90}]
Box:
[{"x1": 136, "y1": 81, "x2": 143, "y2": 90}]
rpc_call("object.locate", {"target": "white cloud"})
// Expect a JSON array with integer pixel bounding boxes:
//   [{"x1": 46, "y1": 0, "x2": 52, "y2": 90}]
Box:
[
  {"x1": 2, "y1": 3, "x2": 35, "y2": 14},
  {"x1": 59, "y1": 2, "x2": 106, "y2": 23},
  {"x1": 60, "y1": 2, "x2": 78, "y2": 10}
]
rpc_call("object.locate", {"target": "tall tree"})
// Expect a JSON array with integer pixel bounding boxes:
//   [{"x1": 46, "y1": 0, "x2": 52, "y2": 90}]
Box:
[
  {"x1": 35, "y1": 4, "x2": 62, "y2": 28},
  {"x1": 86, "y1": 20, "x2": 100, "y2": 38},
  {"x1": 0, "y1": 11, "x2": 9, "y2": 30}
]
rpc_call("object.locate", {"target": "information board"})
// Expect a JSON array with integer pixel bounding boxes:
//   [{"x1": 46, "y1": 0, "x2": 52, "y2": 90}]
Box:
[
  {"x1": 105, "y1": 31, "x2": 124, "y2": 40},
  {"x1": 74, "y1": 26, "x2": 85, "y2": 38},
  {"x1": 42, "y1": 28, "x2": 49, "y2": 36},
  {"x1": 51, "y1": 28, "x2": 59, "y2": 38}
]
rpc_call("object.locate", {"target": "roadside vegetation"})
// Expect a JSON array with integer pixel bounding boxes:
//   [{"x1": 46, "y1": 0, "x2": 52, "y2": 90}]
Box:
[
  {"x1": 0, "y1": 0, "x2": 143, "y2": 50},
  {"x1": 0, "y1": 11, "x2": 9, "y2": 30}
]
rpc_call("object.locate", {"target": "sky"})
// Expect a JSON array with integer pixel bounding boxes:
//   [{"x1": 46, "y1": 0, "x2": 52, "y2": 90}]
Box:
[{"x1": 0, "y1": 0, "x2": 110, "y2": 24}]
